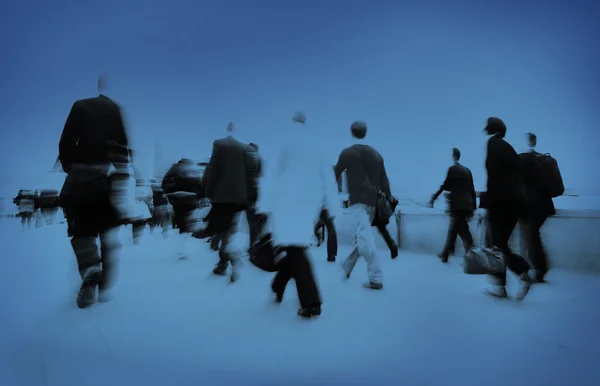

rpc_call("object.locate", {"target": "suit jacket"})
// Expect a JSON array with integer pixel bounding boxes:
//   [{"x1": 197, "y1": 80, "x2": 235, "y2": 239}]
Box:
[
  {"x1": 432, "y1": 162, "x2": 476, "y2": 213},
  {"x1": 485, "y1": 134, "x2": 527, "y2": 205},
  {"x1": 518, "y1": 151, "x2": 556, "y2": 218},
  {"x1": 334, "y1": 143, "x2": 390, "y2": 207},
  {"x1": 204, "y1": 136, "x2": 250, "y2": 205},
  {"x1": 58, "y1": 94, "x2": 130, "y2": 173}
]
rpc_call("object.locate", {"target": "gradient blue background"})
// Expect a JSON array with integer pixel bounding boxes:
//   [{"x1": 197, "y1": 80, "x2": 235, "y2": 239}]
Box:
[{"x1": 1, "y1": 0, "x2": 598, "y2": 199}]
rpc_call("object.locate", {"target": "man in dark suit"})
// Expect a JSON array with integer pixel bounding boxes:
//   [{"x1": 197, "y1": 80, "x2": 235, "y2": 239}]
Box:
[
  {"x1": 58, "y1": 75, "x2": 131, "y2": 309},
  {"x1": 334, "y1": 121, "x2": 391, "y2": 290},
  {"x1": 482, "y1": 117, "x2": 532, "y2": 301},
  {"x1": 203, "y1": 122, "x2": 250, "y2": 282},
  {"x1": 519, "y1": 132, "x2": 555, "y2": 283},
  {"x1": 429, "y1": 148, "x2": 476, "y2": 263}
]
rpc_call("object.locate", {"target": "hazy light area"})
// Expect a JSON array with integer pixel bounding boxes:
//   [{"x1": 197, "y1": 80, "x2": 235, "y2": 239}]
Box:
[{"x1": 0, "y1": 1, "x2": 598, "y2": 203}]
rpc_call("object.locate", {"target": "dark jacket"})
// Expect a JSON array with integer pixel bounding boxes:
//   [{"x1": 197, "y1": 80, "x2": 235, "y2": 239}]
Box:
[
  {"x1": 204, "y1": 136, "x2": 250, "y2": 206},
  {"x1": 518, "y1": 151, "x2": 556, "y2": 218},
  {"x1": 432, "y1": 163, "x2": 476, "y2": 213},
  {"x1": 58, "y1": 95, "x2": 130, "y2": 173},
  {"x1": 485, "y1": 134, "x2": 527, "y2": 205},
  {"x1": 246, "y1": 145, "x2": 262, "y2": 203},
  {"x1": 334, "y1": 144, "x2": 391, "y2": 207}
]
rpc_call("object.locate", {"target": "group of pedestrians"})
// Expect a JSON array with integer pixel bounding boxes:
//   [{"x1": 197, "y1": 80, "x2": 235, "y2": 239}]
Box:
[{"x1": 55, "y1": 76, "x2": 558, "y2": 315}]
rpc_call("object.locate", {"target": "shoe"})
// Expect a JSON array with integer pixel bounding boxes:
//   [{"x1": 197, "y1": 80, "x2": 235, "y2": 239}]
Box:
[
  {"x1": 230, "y1": 271, "x2": 239, "y2": 283},
  {"x1": 297, "y1": 304, "x2": 321, "y2": 318},
  {"x1": 515, "y1": 273, "x2": 532, "y2": 301},
  {"x1": 273, "y1": 292, "x2": 283, "y2": 303},
  {"x1": 213, "y1": 263, "x2": 228, "y2": 276},
  {"x1": 327, "y1": 256, "x2": 336, "y2": 262},
  {"x1": 363, "y1": 282, "x2": 383, "y2": 290},
  {"x1": 484, "y1": 285, "x2": 507, "y2": 299},
  {"x1": 437, "y1": 253, "x2": 448, "y2": 263},
  {"x1": 76, "y1": 266, "x2": 102, "y2": 309}
]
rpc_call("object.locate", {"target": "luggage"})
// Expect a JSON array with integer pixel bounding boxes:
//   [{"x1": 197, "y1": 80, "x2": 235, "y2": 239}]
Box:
[
  {"x1": 532, "y1": 153, "x2": 564, "y2": 198},
  {"x1": 463, "y1": 246, "x2": 506, "y2": 275}
]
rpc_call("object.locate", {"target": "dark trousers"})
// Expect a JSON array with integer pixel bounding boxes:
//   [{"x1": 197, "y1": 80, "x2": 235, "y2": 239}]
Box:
[
  {"x1": 68, "y1": 201, "x2": 120, "y2": 292},
  {"x1": 313, "y1": 209, "x2": 338, "y2": 260},
  {"x1": 245, "y1": 205, "x2": 264, "y2": 247},
  {"x1": 440, "y1": 210, "x2": 474, "y2": 258},
  {"x1": 209, "y1": 203, "x2": 245, "y2": 266},
  {"x1": 132, "y1": 220, "x2": 146, "y2": 243},
  {"x1": 375, "y1": 223, "x2": 397, "y2": 253},
  {"x1": 488, "y1": 202, "x2": 530, "y2": 286},
  {"x1": 522, "y1": 213, "x2": 549, "y2": 279},
  {"x1": 271, "y1": 247, "x2": 322, "y2": 309}
]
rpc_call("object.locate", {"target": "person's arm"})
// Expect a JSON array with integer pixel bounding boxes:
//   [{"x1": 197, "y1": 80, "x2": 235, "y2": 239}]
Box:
[
  {"x1": 58, "y1": 101, "x2": 81, "y2": 174},
  {"x1": 430, "y1": 167, "x2": 452, "y2": 205},
  {"x1": 334, "y1": 148, "x2": 348, "y2": 182}
]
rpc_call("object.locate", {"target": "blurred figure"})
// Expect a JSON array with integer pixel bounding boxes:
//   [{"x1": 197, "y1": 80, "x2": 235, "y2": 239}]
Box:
[
  {"x1": 335, "y1": 121, "x2": 390, "y2": 290},
  {"x1": 131, "y1": 178, "x2": 153, "y2": 244},
  {"x1": 38, "y1": 189, "x2": 60, "y2": 225},
  {"x1": 150, "y1": 185, "x2": 171, "y2": 237},
  {"x1": 200, "y1": 122, "x2": 249, "y2": 282},
  {"x1": 429, "y1": 147, "x2": 476, "y2": 263},
  {"x1": 58, "y1": 74, "x2": 132, "y2": 309},
  {"x1": 313, "y1": 206, "x2": 338, "y2": 262},
  {"x1": 245, "y1": 142, "x2": 265, "y2": 248},
  {"x1": 518, "y1": 132, "x2": 557, "y2": 283},
  {"x1": 482, "y1": 117, "x2": 532, "y2": 301},
  {"x1": 13, "y1": 189, "x2": 35, "y2": 230},
  {"x1": 162, "y1": 158, "x2": 203, "y2": 259},
  {"x1": 257, "y1": 112, "x2": 340, "y2": 317}
]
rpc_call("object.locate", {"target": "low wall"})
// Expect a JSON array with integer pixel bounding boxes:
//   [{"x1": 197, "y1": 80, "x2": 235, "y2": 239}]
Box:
[
  {"x1": 393, "y1": 206, "x2": 600, "y2": 274},
  {"x1": 238, "y1": 206, "x2": 600, "y2": 273}
]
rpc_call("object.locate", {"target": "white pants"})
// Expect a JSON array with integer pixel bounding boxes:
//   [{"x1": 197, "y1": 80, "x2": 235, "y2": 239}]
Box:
[{"x1": 342, "y1": 204, "x2": 382, "y2": 284}]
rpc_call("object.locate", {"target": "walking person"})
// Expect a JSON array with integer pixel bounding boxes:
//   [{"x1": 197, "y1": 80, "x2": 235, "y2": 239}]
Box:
[
  {"x1": 429, "y1": 147, "x2": 476, "y2": 262},
  {"x1": 58, "y1": 75, "x2": 132, "y2": 309},
  {"x1": 197, "y1": 122, "x2": 249, "y2": 282},
  {"x1": 518, "y1": 132, "x2": 558, "y2": 283},
  {"x1": 257, "y1": 112, "x2": 340, "y2": 317},
  {"x1": 334, "y1": 120, "x2": 391, "y2": 290},
  {"x1": 482, "y1": 117, "x2": 532, "y2": 301}
]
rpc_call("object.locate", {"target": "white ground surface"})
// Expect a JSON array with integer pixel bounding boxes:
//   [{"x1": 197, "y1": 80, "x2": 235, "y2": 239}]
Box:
[{"x1": 1, "y1": 219, "x2": 599, "y2": 386}]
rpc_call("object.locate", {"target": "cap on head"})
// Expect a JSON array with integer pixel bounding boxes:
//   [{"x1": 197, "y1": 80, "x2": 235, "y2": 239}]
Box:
[
  {"x1": 350, "y1": 120, "x2": 367, "y2": 139},
  {"x1": 484, "y1": 117, "x2": 506, "y2": 137}
]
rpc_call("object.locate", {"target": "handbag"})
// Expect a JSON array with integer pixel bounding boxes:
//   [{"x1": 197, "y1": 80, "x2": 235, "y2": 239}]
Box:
[
  {"x1": 352, "y1": 146, "x2": 398, "y2": 226},
  {"x1": 463, "y1": 246, "x2": 506, "y2": 274},
  {"x1": 463, "y1": 216, "x2": 506, "y2": 274},
  {"x1": 248, "y1": 233, "x2": 284, "y2": 272}
]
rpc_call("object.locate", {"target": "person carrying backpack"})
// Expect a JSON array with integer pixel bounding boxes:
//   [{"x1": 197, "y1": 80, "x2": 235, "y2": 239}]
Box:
[{"x1": 518, "y1": 132, "x2": 562, "y2": 283}]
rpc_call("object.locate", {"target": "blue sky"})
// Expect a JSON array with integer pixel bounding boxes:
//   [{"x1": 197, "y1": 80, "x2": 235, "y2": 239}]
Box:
[{"x1": 0, "y1": 0, "x2": 598, "y2": 199}]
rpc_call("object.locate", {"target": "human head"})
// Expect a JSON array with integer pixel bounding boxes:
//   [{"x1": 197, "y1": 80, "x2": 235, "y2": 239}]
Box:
[
  {"x1": 97, "y1": 74, "x2": 106, "y2": 94},
  {"x1": 226, "y1": 122, "x2": 233, "y2": 135},
  {"x1": 484, "y1": 117, "x2": 506, "y2": 138},
  {"x1": 526, "y1": 132, "x2": 537, "y2": 148},
  {"x1": 350, "y1": 120, "x2": 367, "y2": 139},
  {"x1": 452, "y1": 147, "x2": 461, "y2": 162}
]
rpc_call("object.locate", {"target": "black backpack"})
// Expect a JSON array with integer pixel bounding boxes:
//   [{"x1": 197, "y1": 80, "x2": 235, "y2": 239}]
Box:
[{"x1": 532, "y1": 153, "x2": 564, "y2": 198}]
